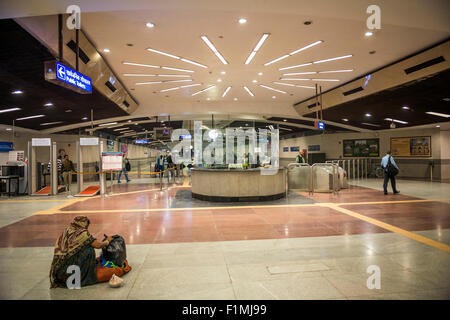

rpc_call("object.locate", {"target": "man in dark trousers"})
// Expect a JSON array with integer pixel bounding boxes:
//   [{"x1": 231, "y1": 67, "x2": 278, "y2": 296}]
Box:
[{"x1": 381, "y1": 150, "x2": 400, "y2": 195}]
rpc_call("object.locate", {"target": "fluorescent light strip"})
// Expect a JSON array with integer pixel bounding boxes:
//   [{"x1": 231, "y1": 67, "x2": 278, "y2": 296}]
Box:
[
  {"x1": 426, "y1": 111, "x2": 450, "y2": 118},
  {"x1": 165, "y1": 79, "x2": 193, "y2": 83},
  {"x1": 191, "y1": 85, "x2": 215, "y2": 96},
  {"x1": 361, "y1": 122, "x2": 380, "y2": 127},
  {"x1": 259, "y1": 85, "x2": 287, "y2": 94},
  {"x1": 311, "y1": 79, "x2": 340, "y2": 81},
  {"x1": 158, "y1": 74, "x2": 191, "y2": 78},
  {"x1": 384, "y1": 118, "x2": 408, "y2": 124},
  {"x1": 0, "y1": 107, "x2": 21, "y2": 114},
  {"x1": 160, "y1": 87, "x2": 181, "y2": 92},
  {"x1": 161, "y1": 66, "x2": 194, "y2": 73},
  {"x1": 313, "y1": 54, "x2": 353, "y2": 64},
  {"x1": 273, "y1": 82, "x2": 315, "y2": 89},
  {"x1": 16, "y1": 115, "x2": 45, "y2": 120},
  {"x1": 279, "y1": 63, "x2": 312, "y2": 71},
  {"x1": 114, "y1": 127, "x2": 130, "y2": 131},
  {"x1": 243, "y1": 86, "x2": 254, "y2": 97},
  {"x1": 318, "y1": 69, "x2": 354, "y2": 73},
  {"x1": 283, "y1": 72, "x2": 316, "y2": 76},
  {"x1": 146, "y1": 48, "x2": 180, "y2": 59},
  {"x1": 201, "y1": 36, "x2": 228, "y2": 65},
  {"x1": 135, "y1": 81, "x2": 163, "y2": 85},
  {"x1": 123, "y1": 74, "x2": 157, "y2": 77},
  {"x1": 222, "y1": 86, "x2": 232, "y2": 97},
  {"x1": 123, "y1": 74, "x2": 191, "y2": 77},
  {"x1": 180, "y1": 58, "x2": 208, "y2": 69},
  {"x1": 280, "y1": 78, "x2": 311, "y2": 81},
  {"x1": 40, "y1": 121, "x2": 63, "y2": 126},
  {"x1": 122, "y1": 62, "x2": 159, "y2": 68},
  {"x1": 245, "y1": 33, "x2": 270, "y2": 65},
  {"x1": 98, "y1": 122, "x2": 118, "y2": 127},
  {"x1": 180, "y1": 83, "x2": 201, "y2": 88},
  {"x1": 264, "y1": 41, "x2": 323, "y2": 66}
]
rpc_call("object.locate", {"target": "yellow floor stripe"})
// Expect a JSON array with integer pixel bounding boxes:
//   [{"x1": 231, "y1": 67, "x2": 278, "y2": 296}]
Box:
[
  {"x1": 0, "y1": 199, "x2": 69, "y2": 203},
  {"x1": 325, "y1": 203, "x2": 450, "y2": 253},
  {"x1": 339, "y1": 198, "x2": 450, "y2": 206}
]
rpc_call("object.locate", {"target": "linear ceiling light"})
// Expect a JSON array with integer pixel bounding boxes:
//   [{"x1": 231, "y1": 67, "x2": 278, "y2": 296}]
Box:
[
  {"x1": 245, "y1": 33, "x2": 270, "y2": 65},
  {"x1": 135, "y1": 81, "x2": 163, "y2": 85},
  {"x1": 384, "y1": 118, "x2": 408, "y2": 124},
  {"x1": 361, "y1": 122, "x2": 380, "y2": 127},
  {"x1": 0, "y1": 107, "x2": 21, "y2": 114},
  {"x1": 180, "y1": 83, "x2": 201, "y2": 88},
  {"x1": 311, "y1": 79, "x2": 340, "y2": 81},
  {"x1": 222, "y1": 86, "x2": 232, "y2": 97},
  {"x1": 313, "y1": 54, "x2": 353, "y2": 64},
  {"x1": 145, "y1": 49, "x2": 208, "y2": 68},
  {"x1": 264, "y1": 41, "x2": 323, "y2": 66},
  {"x1": 122, "y1": 62, "x2": 159, "y2": 68},
  {"x1": 191, "y1": 85, "x2": 215, "y2": 96},
  {"x1": 98, "y1": 122, "x2": 118, "y2": 127},
  {"x1": 160, "y1": 87, "x2": 181, "y2": 92},
  {"x1": 200, "y1": 36, "x2": 228, "y2": 65},
  {"x1": 279, "y1": 63, "x2": 312, "y2": 71},
  {"x1": 283, "y1": 72, "x2": 316, "y2": 76},
  {"x1": 273, "y1": 82, "x2": 315, "y2": 89},
  {"x1": 157, "y1": 74, "x2": 191, "y2": 78},
  {"x1": 243, "y1": 86, "x2": 255, "y2": 97},
  {"x1": 165, "y1": 79, "x2": 193, "y2": 83},
  {"x1": 114, "y1": 127, "x2": 130, "y2": 131},
  {"x1": 123, "y1": 74, "x2": 157, "y2": 77},
  {"x1": 40, "y1": 121, "x2": 63, "y2": 126},
  {"x1": 161, "y1": 66, "x2": 194, "y2": 73},
  {"x1": 16, "y1": 115, "x2": 45, "y2": 120},
  {"x1": 259, "y1": 85, "x2": 287, "y2": 94},
  {"x1": 280, "y1": 78, "x2": 311, "y2": 81},
  {"x1": 426, "y1": 111, "x2": 450, "y2": 118},
  {"x1": 318, "y1": 69, "x2": 354, "y2": 73}
]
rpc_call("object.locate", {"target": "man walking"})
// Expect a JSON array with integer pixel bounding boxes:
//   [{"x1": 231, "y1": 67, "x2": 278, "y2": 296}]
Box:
[
  {"x1": 61, "y1": 155, "x2": 76, "y2": 191},
  {"x1": 118, "y1": 153, "x2": 130, "y2": 183},
  {"x1": 381, "y1": 150, "x2": 400, "y2": 195}
]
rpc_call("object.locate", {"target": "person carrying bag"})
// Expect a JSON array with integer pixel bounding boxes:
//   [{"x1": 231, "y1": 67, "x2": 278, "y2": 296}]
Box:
[{"x1": 381, "y1": 151, "x2": 400, "y2": 195}]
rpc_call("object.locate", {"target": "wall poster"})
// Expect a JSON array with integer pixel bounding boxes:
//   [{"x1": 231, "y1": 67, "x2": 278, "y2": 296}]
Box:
[
  {"x1": 343, "y1": 139, "x2": 379, "y2": 157},
  {"x1": 391, "y1": 136, "x2": 431, "y2": 157}
]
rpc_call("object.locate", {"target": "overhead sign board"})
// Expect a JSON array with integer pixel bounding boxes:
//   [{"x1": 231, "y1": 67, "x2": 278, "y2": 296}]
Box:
[
  {"x1": 44, "y1": 60, "x2": 92, "y2": 94},
  {"x1": 318, "y1": 121, "x2": 325, "y2": 130},
  {"x1": 0, "y1": 141, "x2": 14, "y2": 152},
  {"x1": 32, "y1": 138, "x2": 51, "y2": 147},
  {"x1": 80, "y1": 137, "x2": 99, "y2": 146},
  {"x1": 135, "y1": 140, "x2": 148, "y2": 144}
]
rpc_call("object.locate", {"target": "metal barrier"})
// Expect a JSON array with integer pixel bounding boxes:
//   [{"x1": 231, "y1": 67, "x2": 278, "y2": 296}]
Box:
[
  {"x1": 312, "y1": 163, "x2": 339, "y2": 194},
  {"x1": 287, "y1": 163, "x2": 313, "y2": 194},
  {"x1": 326, "y1": 158, "x2": 374, "y2": 180}
]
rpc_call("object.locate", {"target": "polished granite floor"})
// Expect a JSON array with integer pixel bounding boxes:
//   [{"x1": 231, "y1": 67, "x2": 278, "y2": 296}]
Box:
[{"x1": 0, "y1": 177, "x2": 449, "y2": 300}]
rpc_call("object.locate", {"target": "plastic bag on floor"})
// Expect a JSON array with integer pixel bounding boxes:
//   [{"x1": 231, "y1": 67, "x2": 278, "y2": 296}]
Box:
[{"x1": 102, "y1": 234, "x2": 127, "y2": 267}]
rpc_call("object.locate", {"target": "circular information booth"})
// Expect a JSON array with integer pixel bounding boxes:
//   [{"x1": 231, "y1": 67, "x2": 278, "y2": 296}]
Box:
[{"x1": 191, "y1": 167, "x2": 287, "y2": 202}]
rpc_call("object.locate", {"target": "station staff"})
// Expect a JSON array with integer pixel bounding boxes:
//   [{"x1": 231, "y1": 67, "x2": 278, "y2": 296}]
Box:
[{"x1": 296, "y1": 150, "x2": 306, "y2": 163}]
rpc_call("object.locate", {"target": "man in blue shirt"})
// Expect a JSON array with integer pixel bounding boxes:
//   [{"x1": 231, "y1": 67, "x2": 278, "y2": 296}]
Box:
[{"x1": 381, "y1": 150, "x2": 399, "y2": 195}]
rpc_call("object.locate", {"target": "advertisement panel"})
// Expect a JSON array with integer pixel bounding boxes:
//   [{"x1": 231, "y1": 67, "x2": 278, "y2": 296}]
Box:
[
  {"x1": 391, "y1": 136, "x2": 431, "y2": 157},
  {"x1": 343, "y1": 139, "x2": 379, "y2": 157}
]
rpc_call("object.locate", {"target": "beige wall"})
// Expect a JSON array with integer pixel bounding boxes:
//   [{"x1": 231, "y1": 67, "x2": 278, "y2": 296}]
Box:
[{"x1": 439, "y1": 130, "x2": 450, "y2": 182}]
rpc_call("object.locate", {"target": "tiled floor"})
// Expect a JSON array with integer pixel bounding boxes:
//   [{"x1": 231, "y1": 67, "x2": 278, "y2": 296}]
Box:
[{"x1": 0, "y1": 177, "x2": 449, "y2": 299}]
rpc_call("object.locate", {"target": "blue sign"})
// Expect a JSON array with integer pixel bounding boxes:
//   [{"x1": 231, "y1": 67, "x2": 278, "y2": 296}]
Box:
[
  {"x1": 318, "y1": 121, "x2": 325, "y2": 130},
  {"x1": 283, "y1": 147, "x2": 289, "y2": 152},
  {"x1": 135, "y1": 140, "x2": 148, "y2": 144},
  {"x1": 308, "y1": 145, "x2": 320, "y2": 152},
  {"x1": 180, "y1": 134, "x2": 192, "y2": 140},
  {"x1": 56, "y1": 62, "x2": 92, "y2": 93},
  {"x1": 290, "y1": 146, "x2": 299, "y2": 152},
  {"x1": 0, "y1": 141, "x2": 14, "y2": 152}
]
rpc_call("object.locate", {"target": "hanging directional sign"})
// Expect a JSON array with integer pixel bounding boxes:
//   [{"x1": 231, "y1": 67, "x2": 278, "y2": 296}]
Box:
[
  {"x1": 318, "y1": 121, "x2": 325, "y2": 130},
  {"x1": 44, "y1": 60, "x2": 92, "y2": 94}
]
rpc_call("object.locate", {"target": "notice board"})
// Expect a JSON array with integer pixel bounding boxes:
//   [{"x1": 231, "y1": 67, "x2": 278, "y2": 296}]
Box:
[
  {"x1": 102, "y1": 152, "x2": 123, "y2": 171},
  {"x1": 343, "y1": 138, "x2": 379, "y2": 157},
  {"x1": 391, "y1": 136, "x2": 431, "y2": 157}
]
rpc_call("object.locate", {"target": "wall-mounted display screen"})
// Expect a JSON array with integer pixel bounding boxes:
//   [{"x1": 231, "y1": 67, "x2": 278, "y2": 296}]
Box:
[
  {"x1": 343, "y1": 139, "x2": 379, "y2": 157},
  {"x1": 155, "y1": 128, "x2": 172, "y2": 140},
  {"x1": 391, "y1": 136, "x2": 431, "y2": 157}
]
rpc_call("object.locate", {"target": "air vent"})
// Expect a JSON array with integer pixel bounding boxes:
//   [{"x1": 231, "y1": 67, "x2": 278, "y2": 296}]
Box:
[
  {"x1": 105, "y1": 81, "x2": 117, "y2": 92},
  {"x1": 404, "y1": 56, "x2": 445, "y2": 75},
  {"x1": 343, "y1": 86, "x2": 364, "y2": 96},
  {"x1": 307, "y1": 102, "x2": 320, "y2": 109},
  {"x1": 122, "y1": 100, "x2": 130, "y2": 108},
  {"x1": 66, "y1": 40, "x2": 91, "y2": 64}
]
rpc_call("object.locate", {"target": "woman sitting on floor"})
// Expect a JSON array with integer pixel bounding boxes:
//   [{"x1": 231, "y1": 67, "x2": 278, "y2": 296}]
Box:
[{"x1": 49, "y1": 216, "x2": 113, "y2": 288}]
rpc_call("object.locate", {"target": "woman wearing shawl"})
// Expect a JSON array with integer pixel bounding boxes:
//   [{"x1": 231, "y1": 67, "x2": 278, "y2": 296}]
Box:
[{"x1": 49, "y1": 216, "x2": 112, "y2": 288}]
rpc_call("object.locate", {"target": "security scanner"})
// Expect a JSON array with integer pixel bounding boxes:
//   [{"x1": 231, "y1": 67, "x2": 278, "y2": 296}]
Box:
[
  {"x1": 1, "y1": 161, "x2": 28, "y2": 195},
  {"x1": 74, "y1": 137, "x2": 103, "y2": 197}
]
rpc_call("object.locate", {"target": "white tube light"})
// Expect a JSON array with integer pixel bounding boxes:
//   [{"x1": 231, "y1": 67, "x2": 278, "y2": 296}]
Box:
[
  {"x1": 114, "y1": 127, "x2": 130, "y2": 131},
  {"x1": 123, "y1": 74, "x2": 157, "y2": 77},
  {"x1": 135, "y1": 81, "x2": 163, "y2": 85},
  {"x1": 165, "y1": 79, "x2": 193, "y2": 83},
  {"x1": 0, "y1": 107, "x2": 21, "y2": 114},
  {"x1": 243, "y1": 86, "x2": 254, "y2": 97},
  {"x1": 273, "y1": 82, "x2": 315, "y2": 89},
  {"x1": 191, "y1": 85, "x2": 215, "y2": 96},
  {"x1": 200, "y1": 36, "x2": 228, "y2": 65},
  {"x1": 161, "y1": 66, "x2": 194, "y2": 73},
  {"x1": 98, "y1": 122, "x2": 118, "y2": 127},
  {"x1": 16, "y1": 115, "x2": 45, "y2": 120},
  {"x1": 180, "y1": 58, "x2": 208, "y2": 68},
  {"x1": 146, "y1": 48, "x2": 180, "y2": 59},
  {"x1": 122, "y1": 62, "x2": 159, "y2": 68},
  {"x1": 222, "y1": 86, "x2": 232, "y2": 97},
  {"x1": 384, "y1": 118, "x2": 408, "y2": 124},
  {"x1": 40, "y1": 121, "x2": 63, "y2": 126},
  {"x1": 180, "y1": 83, "x2": 202, "y2": 88},
  {"x1": 264, "y1": 55, "x2": 289, "y2": 66},
  {"x1": 259, "y1": 85, "x2": 287, "y2": 94},
  {"x1": 265, "y1": 41, "x2": 323, "y2": 66},
  {"x1": 279, "y1": 63, "x2": 312, "y2": 71},
  {"x1": 160, "y1": 87, "x2": 180, "y2": 92},
  {"x1": 283, "y1": 72, "x2": 316, "y2": 76},
  {"x1": 245, "y1": 33, "x2": 270, "y2": 65},
  {"x1": 318, "y1": 69, "x2": 354, "y2": 73},
  {"x1": 311, "y1": 79, "x2": 340, "y2": 81},
  {"x1": 280, "y1": 78, "x2": 311, "y2": 81},
  {"x1": 157, "y1": 74, "x2": 191, "y2": 77},
  {"x1": 426, "y1": 111, "x2": 450, "y2": 118},
  {"x1": 313, "y1": 54, "x2": 353, "y2": 64}
]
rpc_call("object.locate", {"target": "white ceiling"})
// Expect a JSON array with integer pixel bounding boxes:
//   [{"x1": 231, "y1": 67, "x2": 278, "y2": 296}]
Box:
[{"x1": 3, "y1": 0, "x2": 450, "y2": 120}]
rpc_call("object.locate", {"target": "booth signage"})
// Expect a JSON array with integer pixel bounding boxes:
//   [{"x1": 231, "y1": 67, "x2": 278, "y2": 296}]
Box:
[
  {"x1": 32, "y1": 138, "x2": 51, "y2": 147},
  {"x1": 80, "y1": 137, "x2": 99, "y2": 146},
  {"x1": 101, "y1": 152, "x2": 123, "y2": 171}
]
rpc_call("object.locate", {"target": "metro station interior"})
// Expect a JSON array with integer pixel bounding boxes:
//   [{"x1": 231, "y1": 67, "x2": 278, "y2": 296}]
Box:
[{"x1": 0, "y1": 0, "x2": 449, "y2": 301}]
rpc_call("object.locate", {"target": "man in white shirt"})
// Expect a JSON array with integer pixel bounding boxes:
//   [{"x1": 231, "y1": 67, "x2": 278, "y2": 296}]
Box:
[{"x1": 380, "y1": 151, "x2": 400, "y2": 195}]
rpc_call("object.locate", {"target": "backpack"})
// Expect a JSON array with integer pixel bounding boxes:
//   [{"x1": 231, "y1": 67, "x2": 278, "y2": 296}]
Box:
[
  {"x1": 386, "y1": 156, "x2": 399, "y2": 176},
  {"x1": 125, "y1": 159, "x2": 131, "y2": 171},
  {"x1": 102, "y1": 235, "x2": 127, "y2": 267}
]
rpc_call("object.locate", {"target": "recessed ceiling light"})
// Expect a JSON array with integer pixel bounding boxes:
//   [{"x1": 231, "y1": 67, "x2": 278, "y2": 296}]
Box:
[
  {"x1": 436, "y1": 125, "x2": 441, "y2": 128},
  {"x1": 238, "y1": 18, "x2": 247, "y2": 24},
  {"x1": 40, "y1": 121, "x2": 63, "y2": 126},
  {"x1": 279, "y1": 63, "x2": 312, "y2": 71},
  {"x1": 365, "y1": 31, "x2": 373, "y2": 37},
  {"x1": 44, "y1": 102, "x2": 53, "y2": 107},
  {"x1": 221, "y1": 71, "x2": 226, "y2": 75},
  {"x1": 252, "y1": 80, "x2": 258, "y2": 83},
  {"x1": 243, "y1": 86, "x2": 254, "y2": 97},
  {"x1": 82, "y1": 117, "x2": 88, "y2": 120},
  {"x1": 245, "y1": 33, "x2": 270, "y2": 65},
  {"x1": 258, "y1": 72, "x2": 263, "y2": 76},
  {"x1": 222, "y1": 86, "x2": 232, "y2": 97},
  {"x1": 402, "y1": 106, "x2": 410, "y2": 110},
  {"x1": 283, "y1": 119, "x2": 287, "y2": 122},
  {"x1": 191, "y1": 85, "x2": 215, "y2": 96},
  {"x1": 16, "y1": 114, "x2": 45, "y2": 120},
  {"x1": 304, "y1": 20, "x2": 312, "y2": 25},
  {"x1": 443, "y1": 98, "x2": 450, "y2": 102},
  {"x1": 201, "y1": 35, "x2": 228, "y2": 65},
  {"x1": 65, "y1": 109, "x2": 72, "y2": 113},
  {"x1": 342, "y1": 118, "x2": 349, "y2": 122},
  {"x1": 313, "y1": 54, "x2": 353, "y2": 64},
  {"x1": 217, "y1": 79, "x2": 222, "y2": 82},
  {"x1": 11, "y1": 90, "x2": 23, "y2": 94},
  {"x1": 0, "y1": 107, "x2": 21, "y2": 114},
  {"x1": 384, "y1": 118, "x2": 408, "y2": 124},
  {"x1": 146, "y1": 22, "x2": 155, "y2": 28},
  {"x1": 272, "y1": 96, "x2": 276, "y2": 99},
  {"x1": 264, "y1": 41, "x2": 323, "y2": 66},
  {"x1": 318, "y1": 69, "x2": 354, "y2": 73},
  {"x1": 426, "y1": 111, "x2": 450, "y2": 118},
  {"x1": 259, "y1": 85, "x2": 287, "y2": 94},
  {"x1": 103, "y1": 48, "x2": 110, "y2": 53},
  {"x1": 365, "y1": 113, "x2": 372, "y2": 117}
]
